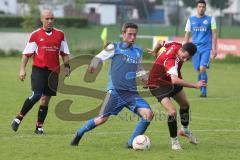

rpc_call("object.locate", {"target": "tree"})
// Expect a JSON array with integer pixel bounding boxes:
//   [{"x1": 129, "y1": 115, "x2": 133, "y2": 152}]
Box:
[
  {"x1": 182, "y1": 0, "x2": 197, "y2": 8},
  {"x1": 209, "y1": 0, "x2": 231, "y2": 10},
  {"x1": 20, "y1": 0, "x2": 40, "y2": 31}
]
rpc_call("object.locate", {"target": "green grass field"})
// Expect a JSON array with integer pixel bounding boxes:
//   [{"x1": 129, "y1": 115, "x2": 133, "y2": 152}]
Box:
[{"x1": 0, "y1": 57, "x2": 240, "y2": 160}]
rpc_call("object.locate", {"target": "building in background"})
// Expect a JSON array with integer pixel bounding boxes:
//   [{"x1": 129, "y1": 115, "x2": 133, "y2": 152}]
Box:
[
  {"x1": 0, "y1": 0, "x2": 18, "y2": 15},
  {"x1": 0, "y1": 0, "x2": 240, "y2": 25}
]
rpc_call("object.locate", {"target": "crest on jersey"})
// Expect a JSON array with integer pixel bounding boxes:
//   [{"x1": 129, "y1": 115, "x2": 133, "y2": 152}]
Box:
[{"x1": 203, "y1": 20, "x2": 208, "y2": 25}]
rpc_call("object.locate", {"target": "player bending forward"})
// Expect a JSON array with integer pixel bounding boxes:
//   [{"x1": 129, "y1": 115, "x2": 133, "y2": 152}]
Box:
[{"x1": 147, "y1": 41, "x2": 206, "y2": 150}]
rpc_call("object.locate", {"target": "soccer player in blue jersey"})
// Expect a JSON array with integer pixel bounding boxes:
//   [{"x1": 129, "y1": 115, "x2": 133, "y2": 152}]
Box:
[
  {"x1": 184, "y1": 0, "x2": 218, "y2": 97},
  {"x1": 70, "y1": 22, "x2": 153, "y2": 148}
]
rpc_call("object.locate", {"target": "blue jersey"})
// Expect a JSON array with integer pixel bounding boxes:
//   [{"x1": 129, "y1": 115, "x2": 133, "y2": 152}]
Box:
[
  {"x1": 185, "y1": 15, "x2": 216, "y2": 51},
  {"x1": 95, "y1": 42, "x2": 143, "y2": 91}
]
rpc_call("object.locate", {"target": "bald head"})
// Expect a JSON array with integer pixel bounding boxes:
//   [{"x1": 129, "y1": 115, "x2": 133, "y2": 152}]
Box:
[
  {"x1": 40, "y1": 9, "x2": 54, "y2": 31},
  {"x1": 41, "y1": 9, "x2": 53, "y2": 18}
]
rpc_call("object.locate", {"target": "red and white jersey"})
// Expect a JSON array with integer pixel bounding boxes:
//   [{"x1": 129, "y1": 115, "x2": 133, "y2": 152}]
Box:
[
  {"x1": 23, "y1": 27, "x2": 70, "y2": 71},
  {"x1": 148, "y1": 41, "x2": 183, "y2": 87}
]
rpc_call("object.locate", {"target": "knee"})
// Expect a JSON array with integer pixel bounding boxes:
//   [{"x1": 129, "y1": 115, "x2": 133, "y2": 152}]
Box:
[
  {"x1": 142, "y1": 110, "x2": 154, "y2": 121},
  {"x1": 40, "y1": 96, "x2": 51, "y2": 106},
  {"x1": 95, "y1": 116, "x2": 108, "y2": 125},
  {"x1": 28, "y1": 91, "x2": 42, "y2": 103},
  {"x1": 200, "y1": 67, "x2": 206, "y2": 73}
]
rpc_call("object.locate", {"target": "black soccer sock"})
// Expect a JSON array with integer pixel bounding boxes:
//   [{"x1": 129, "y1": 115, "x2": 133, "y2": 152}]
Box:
[
  {"x1": 36, "y1": 105, "x2": 48, "y2": 128},
  {"x1": 18, "y1": 98, "x2": 37, "y2": 120},
  {"x1": 167, "y1": 115, "x2": 177, "y2": 138},
  {"x1": 180, "y1": 108, "x2": 189, "y2": 127}
]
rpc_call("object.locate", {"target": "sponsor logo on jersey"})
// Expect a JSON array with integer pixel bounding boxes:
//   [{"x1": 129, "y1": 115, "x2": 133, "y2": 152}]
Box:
[{"x1": 203, "y1": 20, "x2": 208, "y2": 25}]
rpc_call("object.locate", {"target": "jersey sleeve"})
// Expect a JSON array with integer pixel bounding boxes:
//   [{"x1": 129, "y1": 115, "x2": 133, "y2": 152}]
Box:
[
  {"x1": 185, "y1": 18, "x2": 191, "y2": 32},
  {"x1": 22, "y1": 33, "x2": 37, "y2": 57},
  {"x1": 164, "y1": 58, "x2": 178, "y2": 76},
  {"x1": 211, "y1": 17, "x2": 217, "y2": 30},
  {"x1": 60, "y1": 34, "x2": 70, "y2": 56},
  {"x1": 95, "y1": 43, "x2": 115, "y2": 61}
]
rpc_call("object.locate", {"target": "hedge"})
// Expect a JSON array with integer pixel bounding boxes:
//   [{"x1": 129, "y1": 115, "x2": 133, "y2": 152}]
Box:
[{"x1": 0, "y1": 16, "x2": 88, "y2": 28}]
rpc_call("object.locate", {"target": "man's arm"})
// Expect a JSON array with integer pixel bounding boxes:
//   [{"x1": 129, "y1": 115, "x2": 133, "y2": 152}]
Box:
[
  {"x1": 211, "y1": 17, "x2": 218, "y2": 59},
  {"x1": 211, "y1": 29, "x2": 218, "y2": 59},
  {"x1": 184, "y1": 18, "x2": 191, "y2": 43},
  {"x1": 147, "y1": 40, "x2": 164, "y2": 58},
  {"x1": 170, "y1": 74, "x2": 206, "y2": 89},
  {"x1": 19, "y1": 55, "x2": 29, "y2": 81},
  {"x1": 184, "y1": 32, "x2": 191, "y2": 43},
  {"x1": 62, "y1": 55, "x2": 70, "y2": 77},
  {"x1": 88, "y1": 43, "x2": 115, "y2": 73}
]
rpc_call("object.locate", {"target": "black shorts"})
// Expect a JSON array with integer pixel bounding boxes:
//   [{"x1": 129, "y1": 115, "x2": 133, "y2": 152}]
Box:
[
  {"x1": 31, "y1": 66, "x2": 59, "y2": 96},
  {"x1": 150, "y1": 85, "x2": 183, "y2": 102}
]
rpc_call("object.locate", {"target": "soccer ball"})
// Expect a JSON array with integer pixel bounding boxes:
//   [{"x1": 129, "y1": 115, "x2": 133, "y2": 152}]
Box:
[{"x1": 132, "y1": 135, "x2": 151, "y2": 150}]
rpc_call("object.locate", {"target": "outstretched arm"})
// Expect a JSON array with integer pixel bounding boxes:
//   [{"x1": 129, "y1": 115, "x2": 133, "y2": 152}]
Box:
[
  {"x1": 88, "y1": 43, "x2": 115, "y2": 73},
  {"x1": 170, "y1": 74, "x2": 206, "y2": 89}
]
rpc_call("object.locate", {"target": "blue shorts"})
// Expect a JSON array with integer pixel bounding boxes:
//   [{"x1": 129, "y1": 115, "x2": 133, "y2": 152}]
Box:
[
  {"x1": 99, "y1": 90, "x2": 151, "y2": 117},
  {"x1": 192, "y1": 49, "x2": 211, "y2": 71}
]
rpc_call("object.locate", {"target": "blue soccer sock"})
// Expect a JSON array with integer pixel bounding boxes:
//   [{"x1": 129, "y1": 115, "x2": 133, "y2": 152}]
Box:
[
  {"x1": 200, "y1": 71, "x2": 208, "y2": 95},
  {"x1": 198, "y1": 73, "x2": 201, "y2": 81},
  {"x1": 127, "y1": 118, "x2": 150, "y2": 146},
  {"x1": 76, "y1": 119, "x2": 96, "y2": 138}
]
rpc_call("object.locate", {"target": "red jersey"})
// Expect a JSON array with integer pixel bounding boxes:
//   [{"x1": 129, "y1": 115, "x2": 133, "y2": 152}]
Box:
[
  {"x1": 148, "y1": 41, "x2": 183, "y2": 87},
  {"x1": 23, "y1": 27, "x2": 70, "y2": 71}
]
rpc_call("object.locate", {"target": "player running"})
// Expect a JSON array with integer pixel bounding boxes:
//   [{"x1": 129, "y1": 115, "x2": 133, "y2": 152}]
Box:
[
  {"x1": 70, "y1": 22, "x2": 153, "y2": 148},
  {"x1": 147, "y1": 40, "x2": 206, "y2": 150}
]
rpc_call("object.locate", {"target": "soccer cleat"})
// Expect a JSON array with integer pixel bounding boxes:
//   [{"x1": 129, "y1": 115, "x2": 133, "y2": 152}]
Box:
[
  {"x1": 125, "y1": 143, "x2": 133, "y2": 149},
  {"x1": 11, "y1": 118, "x2": 21, "y2": 132},
  {"x1": 35, "y1": 127, "x2": 44, "y2": 135},
  {"x1": 178, "y1": 128, "x2": 198, "y2": 145},
  {"x1": 70, "y1": 133, "x2": 81, "y2": 146},
  {"x1": 200, "y1": 94, "x2": 207, "y2": 98},
  {"x1": 171, "y1": 137, "x2": 182, "y2": 150}
]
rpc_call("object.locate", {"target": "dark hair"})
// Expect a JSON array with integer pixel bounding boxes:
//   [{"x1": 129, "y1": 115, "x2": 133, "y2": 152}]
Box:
[
  {"x1": 122, "y1": 22, "x2": 138, "y2": 32},
  {"x1": 182, "y1": 43, "x2": 197, "y2": 56},
  {"x1": 197, "y1": 0, "x2": 206, "y2": 6}
]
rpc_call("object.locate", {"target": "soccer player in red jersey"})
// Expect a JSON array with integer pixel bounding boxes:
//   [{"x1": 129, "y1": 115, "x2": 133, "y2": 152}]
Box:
[
  {"x1": 147, "y1": 41, "x2": 206, "y2": 150},
  {"x1": 11, "y1": 9, "x2": 71, "y2": 134}
]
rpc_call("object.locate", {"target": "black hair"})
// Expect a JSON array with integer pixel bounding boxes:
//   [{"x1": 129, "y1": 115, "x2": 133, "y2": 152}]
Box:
[
  {"x1": 122, "y1": 22, "x2": 138, "y2": 32},
  {"x1": 182, "y1": 43, "x2": 197, "y2": 56},
  {"x1": 197, "y1": 0, "x2": 206, "y2": 6}
]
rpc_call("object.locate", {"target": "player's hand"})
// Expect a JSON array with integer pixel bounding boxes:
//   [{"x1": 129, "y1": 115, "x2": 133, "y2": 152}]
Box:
[
  {"x1": 64, "y1": 67, "x2": 71, "y2": 77},
  {"x1": 147, "y1": 48, "x2": 158, "y2": 57},
  {"x1": 195, "y1": 80, "x2": 206, "y2": 89},
  {"x1": 88, "y1": 66, "x2": 96, "y2": 73},
  {"x1": 211, "y1": 49, "x2": 217, "y2": 59},
  {"x1": 19, "y1": 69, "x2": 26, "y2": 81}
]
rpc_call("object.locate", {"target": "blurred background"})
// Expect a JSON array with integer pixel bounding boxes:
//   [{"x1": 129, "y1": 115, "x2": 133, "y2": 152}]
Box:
[{"x1": 0, "y1": 0, "x2": 240, "y2": 59}]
